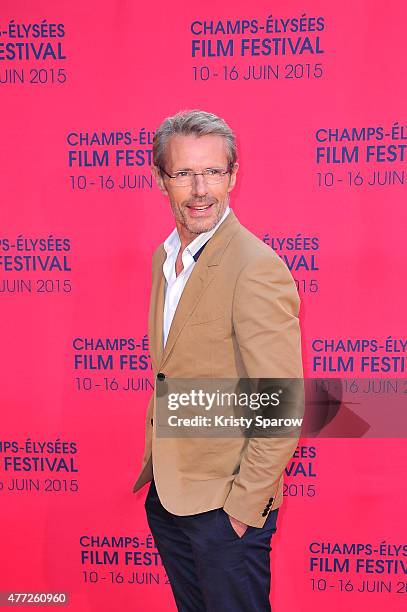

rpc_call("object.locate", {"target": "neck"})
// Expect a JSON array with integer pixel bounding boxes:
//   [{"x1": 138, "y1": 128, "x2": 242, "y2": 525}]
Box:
[
  {"x1": 176, "y1": 224, "x2": 202, "y2": 252},
  {"x1": 175, "y1": 204, "x2": 229, "y2": 251}
]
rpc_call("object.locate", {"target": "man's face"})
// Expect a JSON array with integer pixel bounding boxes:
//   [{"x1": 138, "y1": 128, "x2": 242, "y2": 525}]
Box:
[{"x1": 152, "y1": 134, "x2": 239, "y2": 241}]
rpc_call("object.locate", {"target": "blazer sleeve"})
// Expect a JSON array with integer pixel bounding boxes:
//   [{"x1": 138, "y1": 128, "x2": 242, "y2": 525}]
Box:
[{"x1": 222, "y1": 252, "x2": 303, "y2": 527}]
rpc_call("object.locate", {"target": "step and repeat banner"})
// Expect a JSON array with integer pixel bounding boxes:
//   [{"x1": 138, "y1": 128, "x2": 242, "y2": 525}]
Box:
[{"x1": 1, "y1": 1, "x2": 406, "y2": 611}]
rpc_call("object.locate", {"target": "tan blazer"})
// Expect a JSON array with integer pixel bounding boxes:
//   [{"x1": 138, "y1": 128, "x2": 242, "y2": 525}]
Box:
[{"x1": 132, "y1": 209, "x2": 303, "y2": 527}]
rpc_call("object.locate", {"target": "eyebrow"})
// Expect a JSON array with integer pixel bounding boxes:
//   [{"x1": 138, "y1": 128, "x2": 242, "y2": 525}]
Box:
[{"x1": 173, "y1": 165, "x2": 222, "y2": 171}]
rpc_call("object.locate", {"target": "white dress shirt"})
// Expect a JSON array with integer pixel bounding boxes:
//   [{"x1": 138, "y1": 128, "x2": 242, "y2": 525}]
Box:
[{"x1": 162, "y1": 206, "x2": 231, "y2": 347}]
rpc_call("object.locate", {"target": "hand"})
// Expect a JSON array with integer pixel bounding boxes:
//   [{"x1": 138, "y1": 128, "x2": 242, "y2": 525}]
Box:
[{"x1": 227, "y1": 514, "x2": 248, "y2": 538}]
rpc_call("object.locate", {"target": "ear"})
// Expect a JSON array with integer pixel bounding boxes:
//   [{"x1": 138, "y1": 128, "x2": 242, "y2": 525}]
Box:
[
  {"x1": 227, "y1": 162, "x2": 239, "y2": 193},
  {"x1": 151, "y1": 165, "x2": 169, "y2": 196}
]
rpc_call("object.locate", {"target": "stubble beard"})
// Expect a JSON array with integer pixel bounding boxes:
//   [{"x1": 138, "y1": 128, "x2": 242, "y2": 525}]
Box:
[{"x1": 172, "y1": 194, "x2": 229, "y2": 236}]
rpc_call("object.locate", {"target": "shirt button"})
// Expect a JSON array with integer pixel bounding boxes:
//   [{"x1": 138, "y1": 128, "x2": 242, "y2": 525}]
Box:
[{"x1": 157, "y1": 372, "x2": 165, "y2": 381}]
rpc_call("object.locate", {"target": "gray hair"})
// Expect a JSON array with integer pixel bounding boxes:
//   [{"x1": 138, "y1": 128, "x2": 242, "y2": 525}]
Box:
[{"x1": 153, "y1": 109, "x2": 237, "y2": 170}]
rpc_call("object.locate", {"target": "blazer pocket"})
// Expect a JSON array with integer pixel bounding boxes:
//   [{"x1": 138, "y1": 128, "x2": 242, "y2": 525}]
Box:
[{"x1": 188, "y1": 310, "x2": 224, "y2": 326}]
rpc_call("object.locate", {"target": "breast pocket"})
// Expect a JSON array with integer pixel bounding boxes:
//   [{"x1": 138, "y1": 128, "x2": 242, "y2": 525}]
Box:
[{"x1": 188, "y1": 306, "x2": 225, "y2": 326}]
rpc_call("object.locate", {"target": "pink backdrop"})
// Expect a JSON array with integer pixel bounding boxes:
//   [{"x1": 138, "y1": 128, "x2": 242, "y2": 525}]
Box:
[{"x1": 1, "y1": 1, "x2": 406, "y2": 610}]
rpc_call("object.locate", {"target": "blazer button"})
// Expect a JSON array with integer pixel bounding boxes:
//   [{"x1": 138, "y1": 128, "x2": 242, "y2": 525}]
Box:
[
  {"x1": 157, "y1": 372, "x2": 165, "y2": 381},
  {"x1": 268, "y1": 498, "x2": 274, "y2": 503},
  {"x1": 262, "y1": 510, "x2": 268, "y2": 517}
]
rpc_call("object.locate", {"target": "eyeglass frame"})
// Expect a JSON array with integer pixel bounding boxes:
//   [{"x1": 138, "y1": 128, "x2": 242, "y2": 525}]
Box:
[{"x1": 158, "y1": 162, "x2": 235, "y2": 184}]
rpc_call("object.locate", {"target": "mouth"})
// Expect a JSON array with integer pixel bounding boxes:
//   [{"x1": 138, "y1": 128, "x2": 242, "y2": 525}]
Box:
[{"x1": 186, "y1": 203, "x2": 214, "y2": 217}]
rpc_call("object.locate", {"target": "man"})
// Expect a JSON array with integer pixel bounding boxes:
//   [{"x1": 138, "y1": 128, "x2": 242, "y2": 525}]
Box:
[{"x1": 132, "y1": 109, "x2": 303, "y2": 611}]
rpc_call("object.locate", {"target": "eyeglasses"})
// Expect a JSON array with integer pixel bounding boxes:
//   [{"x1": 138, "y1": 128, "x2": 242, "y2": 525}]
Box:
[{"x1": 159, "y1": 166, "x2": 231, "y2": 186}]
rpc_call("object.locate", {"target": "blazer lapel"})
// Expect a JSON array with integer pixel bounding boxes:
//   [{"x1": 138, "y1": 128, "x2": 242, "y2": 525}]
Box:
[
  {"x1": 156, "y1": 209, "x2": 242, "y2": 371},
  {"x1": 148, "y1": 247, "x2": 166, "y2": 370},
  {"x1": 160, "y1": 264, "x2": 216, "y2": 368}
]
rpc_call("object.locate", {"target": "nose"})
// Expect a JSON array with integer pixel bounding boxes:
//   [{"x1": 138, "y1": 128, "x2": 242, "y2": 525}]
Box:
[{"x1": 191, "y1": 173, "x2": 208, "y2": 197}]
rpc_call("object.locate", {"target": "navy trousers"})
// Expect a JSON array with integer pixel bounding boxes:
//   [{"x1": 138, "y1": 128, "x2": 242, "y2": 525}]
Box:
[{"x1": 145, "y1": 479, "x2": 279, "y2": 612}]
